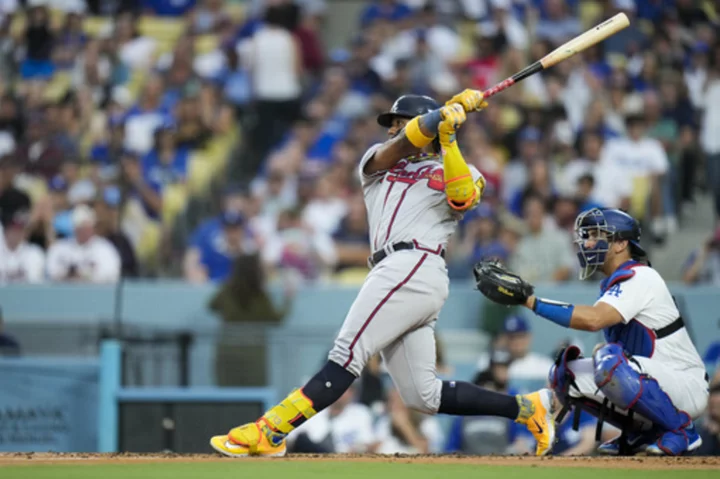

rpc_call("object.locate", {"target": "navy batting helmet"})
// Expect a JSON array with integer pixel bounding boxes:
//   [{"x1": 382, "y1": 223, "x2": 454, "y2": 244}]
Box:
[
  {"x1": 376, "y1": 94, "x2": 439, "y2": 128},
  {"x1": 574, "y1": 208, "x2": 647, "y2": 280}
]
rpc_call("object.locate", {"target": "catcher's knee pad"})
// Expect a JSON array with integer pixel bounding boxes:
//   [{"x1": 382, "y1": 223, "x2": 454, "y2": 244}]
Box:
[
  {"x1": 593, "y1": 344, "x2": 690, "y2": 433},
  {"x1": 549, "y1": 345, "x2": 582, "y2": 405}
]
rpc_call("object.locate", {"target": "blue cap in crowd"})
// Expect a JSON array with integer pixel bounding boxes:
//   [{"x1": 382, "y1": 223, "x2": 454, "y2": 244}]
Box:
[
  {"x1": 518, "y1": 127, "x2": 542, "y2": 143},
  {"x1": 49, "y1": 175, "x2": 68, "y2": 192},
  {"x1": 103, "y1": 186, "x2": 121, "y2": 207},
  {"x1": 221, "y1": 211, "x2": 245, "y2": 227},
  {"x1": 502, "y1": 315, "x2": 530, "y2": 334}
]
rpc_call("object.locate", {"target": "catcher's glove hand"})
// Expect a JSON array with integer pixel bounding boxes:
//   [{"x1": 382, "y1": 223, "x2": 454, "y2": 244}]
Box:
[{"x1": 473, "y1": 260, "x2": 534, "y2": 306}]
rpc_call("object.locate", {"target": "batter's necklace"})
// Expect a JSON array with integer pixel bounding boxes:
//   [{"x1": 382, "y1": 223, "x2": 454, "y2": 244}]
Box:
[{"x1": 406, "y1": 152, "x2": 441, "y2": 162}]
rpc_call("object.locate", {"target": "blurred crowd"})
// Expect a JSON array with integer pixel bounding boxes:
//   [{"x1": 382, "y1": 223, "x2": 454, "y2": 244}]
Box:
[{"x1": 1, "y1": 0, "x2": 720, "y2": 286}]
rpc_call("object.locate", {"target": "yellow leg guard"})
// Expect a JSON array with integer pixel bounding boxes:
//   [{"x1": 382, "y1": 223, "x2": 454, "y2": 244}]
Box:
[{"x1": 260, "y1": 389, "x2": 318, "y2": 435}]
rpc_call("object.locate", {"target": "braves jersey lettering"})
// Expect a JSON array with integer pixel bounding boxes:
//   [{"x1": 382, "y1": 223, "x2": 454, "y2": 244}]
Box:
[
  {"x1": 359, "y1": 143, "x2": 483, "y2": 251},
  {"x1": 385, "y1": 162, "x2": 445, "y2": 192}
]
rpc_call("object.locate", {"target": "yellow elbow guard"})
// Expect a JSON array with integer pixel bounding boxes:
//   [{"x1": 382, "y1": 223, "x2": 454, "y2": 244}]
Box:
[
  {"x1": 405, "y1": 116, "x2": 435, "y2": 148},
  {"x1": 447, "y1": 181, "x2": 480, "y2": 211}
]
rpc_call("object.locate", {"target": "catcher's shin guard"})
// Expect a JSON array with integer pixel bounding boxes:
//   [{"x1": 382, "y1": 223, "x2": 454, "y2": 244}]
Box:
[{"x1": 593, "y1": 344, "x2": 699, "y2": 455}]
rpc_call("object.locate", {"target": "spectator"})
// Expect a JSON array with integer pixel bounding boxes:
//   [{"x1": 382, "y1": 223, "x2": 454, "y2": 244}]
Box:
[
  {"x1": 697, "y1": 384, "x2": 720, "y2": 456},
  {"x1": 174, "y1": 89, "x2": 212, "y2": 149},
  {"x1": 240, "y1": 3, "x2": 303, "y2": 180},
  {"x1": 113, "y1": 11, "x2": 158, "y2": 71},
  {"x1": 123, "y1": 74, "x2": 172, "y2": 154},
  {"x1": 0, "y1": 210, "x2": 45, "y2": 284},
  {"x1": 553, "y1": 195, "x2": 580, "y2": 234},
  {"x1": 562, "y1": 131, "x2": 631, "y2": 210},
  {"x1": 702, "y1": 47, "x2": 720, "y2": 223},
  {"x1": 262, "y1": 207, "x2": 337, "y2": 282},
  {"x1": 89, "y1": 115, "x2": 126, "y2": 184},
  {"x1": 46, "y1": 204, "x2": 121, "y2": 283},
  {"x1": 15, "y1": 113, "x2": 66, "y2": 181},
  {"x1": 188, "y1": 0, "x2": 230, "y2": 35},
  {"x1": 534, "y1": 0, "x2": 581, "y2": 44},
  {"x1": 289, "y1": 384, "x2": 376, "y2": 453},
  {"x1": 465, "y1": 27, "x2": 502, "y2": 92},
  {"x1": 408, "y1": 30, "x2": 450, "y2": 96},
  {"x1": 375, "y1": 387, "x2": 444, "y2": 455},
  {"x1": 19, "y1": 4, "x2": 55, "y2": 80},
  {"x1": 600, "y1": 113, "x2": 669, "y2": 238},
  {"x1": 479, "y1": 315, "x2": 555, "y2": 390},
  {"x1": 185, "y1": 211, "x2": 254, "y2": 283},
  {"x1": 345, "y1": 34, "x2": 383, "y2": 95},
  {"x1": 360, "y1": 0, "x2": 412, "y2": 28},
  {"x1": 0, "y1": 155, "x2": 31, "y2": 227},
  {"x1": 294, "y1": 1, "x2": 325, "y2": 77},
  {"x1": 53, "y1": 7, "x2": 88, "y2": 70},
  {"x1": 502, "y1": 127, "x2": 542, "y2": 206},
  {"x1": 445, "y1": 349, "x2": 515, "y2": 455},
  {"x1": 682, "y1": 227, "x2": 720, "y2": 286},
  {"x1": 509, "y1": 160, "x2": 556, "y2": 218},
  {"x1": 705, "y1": 336, "x2": 720, "y2": 376},
  {"x1": 0, "y1": 94, "x2": 23, "y2": 143},
  {"x1": 449, "y1": 203, "x2": 508, "y2": 279},
  {"x1": 302, "y1": 173, "x2": 348, "y2": 236},
  {"x1": 332, "y1": 192, "x2": 371, "y2": 273},
  {"x1": 94, "y1": 186, "x2": 138, "y2": 278},
  {"x1": 128, "y1": 122, "x2": 189, "y2": 220},
  {"x1": 210, "y1": 253, "x2": 292, "y2": 386},
  {"x1": 509, "y1": 195, "x2": 575, "y2": 284},
  {"x1": 144, "y1": 0, "x2": 196, "y2": 17}
]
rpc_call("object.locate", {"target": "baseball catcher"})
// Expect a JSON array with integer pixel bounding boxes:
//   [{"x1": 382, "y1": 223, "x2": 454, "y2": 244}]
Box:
[
  {"x1": 475, "y1": 208, "x2": 709, "y2": 455},
  {"x1": 210, "y1": 90, "x2": 556, "y2": 457}
]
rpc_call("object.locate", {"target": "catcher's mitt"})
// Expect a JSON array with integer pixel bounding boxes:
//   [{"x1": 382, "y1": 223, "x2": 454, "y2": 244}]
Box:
[{"x1": 473, "y1": 260, "x2": 534, "y2": 306}]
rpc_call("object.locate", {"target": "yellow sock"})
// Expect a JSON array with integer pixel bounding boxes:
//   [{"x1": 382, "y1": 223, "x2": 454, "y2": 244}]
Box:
[
  {"x1": 258, "y1": 389, "x2": 317, "y2": 436},
  {"x1": 514, "y1": 394, "x2": 535, "y2": 424}
]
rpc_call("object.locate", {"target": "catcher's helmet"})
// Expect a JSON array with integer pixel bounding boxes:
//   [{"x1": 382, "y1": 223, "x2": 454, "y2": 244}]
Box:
[
  {"x1": 377, "y1": 94, "x2": 439, "y2": 128},
  {"x1": 574, "y1": 208, "x2": 647, "y2": 280}
]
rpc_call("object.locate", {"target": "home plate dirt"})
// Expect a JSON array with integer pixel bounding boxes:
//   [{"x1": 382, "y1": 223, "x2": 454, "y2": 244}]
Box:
[{"x1": 0, "y1": 453, "x2": 718, "y2": 469}]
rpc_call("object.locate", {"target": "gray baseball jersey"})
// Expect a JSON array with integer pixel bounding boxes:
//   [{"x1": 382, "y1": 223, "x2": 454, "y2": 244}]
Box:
[{"x1": 328, "y1": 143, "x2": 483, "y2": 413}]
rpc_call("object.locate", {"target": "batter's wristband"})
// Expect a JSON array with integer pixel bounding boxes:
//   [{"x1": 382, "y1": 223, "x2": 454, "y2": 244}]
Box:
[
  {"x1": 533, "y1": 297, "x2": 574, "y2": 328},
  {"x1": 405, "y1": 116, "x2": 435, "y2": 148}
]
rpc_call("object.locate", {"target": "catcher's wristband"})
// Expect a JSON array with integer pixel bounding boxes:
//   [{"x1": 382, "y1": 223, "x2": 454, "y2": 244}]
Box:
[{"x1": 533, "y1": 298, "x2": 574, "y2": 328}]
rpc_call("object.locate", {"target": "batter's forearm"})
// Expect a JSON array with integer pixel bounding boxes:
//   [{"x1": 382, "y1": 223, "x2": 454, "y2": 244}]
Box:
[
  {"x1": 364, "y1": 111, "x2": 443, "y2": 175},
  {"x1": 442, "y1": 137, "x2": 480, "y2": 211}
]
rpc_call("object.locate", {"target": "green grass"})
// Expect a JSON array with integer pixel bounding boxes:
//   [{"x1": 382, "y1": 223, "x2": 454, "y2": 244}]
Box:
[{"x1": 1, "y1": 462, "x2": 718, "y2": 479}]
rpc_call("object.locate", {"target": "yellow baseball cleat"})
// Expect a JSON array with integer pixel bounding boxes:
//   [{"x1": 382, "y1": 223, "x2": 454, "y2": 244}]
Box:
[
  {"x1": 515, "y1": 388, "x2": 556, "y2": 456},
  {"x1": 210, "y1": 422, "x2": 287, "y2": 458}
]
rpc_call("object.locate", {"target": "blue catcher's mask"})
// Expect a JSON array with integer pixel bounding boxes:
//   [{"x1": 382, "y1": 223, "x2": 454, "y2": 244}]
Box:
[{"x1": 574, "y1": 208, "x2": 646, "y2": 280}]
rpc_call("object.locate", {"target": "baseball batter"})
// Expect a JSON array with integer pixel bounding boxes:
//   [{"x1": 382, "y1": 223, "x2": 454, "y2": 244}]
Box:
[
  {"x1": 477, "y1": 208, "x2": 709, "y2": 455},
  {"x1": 211, "y1": 90, "x2": 555, "y2": 457}
]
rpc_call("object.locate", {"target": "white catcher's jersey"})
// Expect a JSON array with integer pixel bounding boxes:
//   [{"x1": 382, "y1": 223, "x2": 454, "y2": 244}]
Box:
[
  {"x1": 358, "y1": 143, "x2": 483, "y2": 252},
  {"x1": 595, "y1": 265, "x2": 704, "y2": 371}
]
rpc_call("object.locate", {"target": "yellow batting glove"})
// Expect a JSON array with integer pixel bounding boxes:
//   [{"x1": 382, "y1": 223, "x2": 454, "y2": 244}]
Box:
[
  {"x1": 446, "y1": 89, "x2": 489, "y2": 113},
  {"x1": 438, "y1": 103, "x2": 466, "y2": 146}
]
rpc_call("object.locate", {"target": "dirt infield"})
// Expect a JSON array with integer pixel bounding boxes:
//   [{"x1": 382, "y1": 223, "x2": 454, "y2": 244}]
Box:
[{"x1": 0, "y1": 453, "x2": 718, "y2": 469}]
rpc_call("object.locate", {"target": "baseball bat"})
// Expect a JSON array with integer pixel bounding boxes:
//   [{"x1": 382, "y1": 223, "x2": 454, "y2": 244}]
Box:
[{"x1": 482, "y1": 13, "x2": 630, "y2": 99}]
